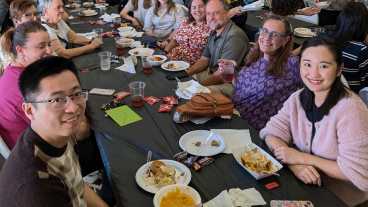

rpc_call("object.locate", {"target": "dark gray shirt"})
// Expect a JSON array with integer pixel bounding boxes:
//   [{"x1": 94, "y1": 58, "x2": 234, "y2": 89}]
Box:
[{"x1": 202, "y1": 19, "x2": 250, "y2": 73}]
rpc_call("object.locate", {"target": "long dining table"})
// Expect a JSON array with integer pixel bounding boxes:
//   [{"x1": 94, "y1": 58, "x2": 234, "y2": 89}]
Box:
[{"x1": 66, "y1": 5, "x2": 347, "y2": 207}]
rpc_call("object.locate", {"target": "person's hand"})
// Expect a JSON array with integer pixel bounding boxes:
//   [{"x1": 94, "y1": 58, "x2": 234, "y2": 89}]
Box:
[
  {"x1": 274, "y1": 146, "x2": 305, "y2": 165},
  {"x1": 289, "y1": 164, "x2": 321, "y2": 186},
  {"x1": 90, "y1": 38, "x2": 103, "y2": 48},
  {"x1": 158, "y1": 41, "x2": 169, "y2": 49},
  {"x1": 193, "y1": 203, "x2": 203, "y2": 207},
  {"x1": 218, "y1": 59, "x2": 237, "y2": 73},
  {"x1": 313, "y1": 0, "x2": 320, "y2": 3},
  {"x1": 298, "y1": 6, "x2": 321, "y2": 16},
  {"x1": 234, "y1": 6, "x2": 246, "y2": 16},
  {"x1": 131, "y1": 18, "x2": 141, "y2": 30}
]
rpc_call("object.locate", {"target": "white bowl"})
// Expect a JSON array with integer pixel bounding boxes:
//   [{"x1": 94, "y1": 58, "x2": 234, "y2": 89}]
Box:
[
  {"x1": 83, "y1": 2, "x2": 94, "y2": 7},
  {"x1": 147, "y1": 55, "x2": 167, "y2": 66},
  {"x1": 116, "y1": 38, "x2": 135, "y2": 47},
  {"x1": 118, "y1": 26, "x2": 133, "y2": 32},
  {"x1": 153, "y1": 184, "x2": 201, "y2": 207},
  {"x1": 83, "y1": 9, "x2": 95, "y2": 14}
]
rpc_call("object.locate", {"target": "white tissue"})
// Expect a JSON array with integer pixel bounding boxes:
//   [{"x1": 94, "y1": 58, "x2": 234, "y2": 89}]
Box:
[
  {"x1": 204, "y1": 188, "x2": 266, "y2": 207},
  {"x1": 99, "y1": 13, "x2": 120, "y2": 22},
  {"x1": 115, "y1": 56, "x2": 137, "y2": 74}
]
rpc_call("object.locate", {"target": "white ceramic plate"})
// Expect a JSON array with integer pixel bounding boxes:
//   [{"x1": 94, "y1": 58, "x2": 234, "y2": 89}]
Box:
[
  {"x1": 84, "y1": 12, "x2": 98, "y2": 16},
  {"x1": 153, "y1": 184, "x2": 201, "y2": 207},
  {"x1": 128, "y1": 48, "x2": 155, "y2": 57},
  {"x1": 161, "y1": 61, "x2": 190, "y2": 72},
  {"x1": 240, "y1": 7, "x2": 262, "y2": 11},
  {"x1": 135, "y1": 159, "x2": 191, "y2": 194},
  {"x1": 179, "y1": 130, "x2": 226, "y2": 156},
  {"x1": 294, "y1": 32, "x2": 315, "y2": 38}
]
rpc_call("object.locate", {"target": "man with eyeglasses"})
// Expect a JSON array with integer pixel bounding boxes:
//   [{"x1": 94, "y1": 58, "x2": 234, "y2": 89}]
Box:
[
  {"x1": 0, "y1": 56, "x2": 109, "y2": 207},
  {"x1": 186, "y1": 0, "x2": 250, "y2": 97}
]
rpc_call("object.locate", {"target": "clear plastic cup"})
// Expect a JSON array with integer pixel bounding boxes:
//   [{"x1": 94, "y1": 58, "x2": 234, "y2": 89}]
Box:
[
  {"x1": 115, "y1": 37, "x2": 125, "y2": 54},
  {"x1": 113, "y1": 17, "x2": 122, "y2": 31},
  {"x1": 314, "y1": 28, "x2": 325, "y2": 36},
  {"x1": 99, "y1": 6, "x2": 107, "y2": 15},
  {"x1": 141, "y1": 56, "x2": 153, "y2": 74},
  {"x1": 222, "y1": 63, "x2": 235, "y2": 82},
  {"x1": 129, "y1": 82, "x2": 146, "y2": 107},
  {"x1": 93, "y1": 28, "x2": 103, "y2": 41},
  {"x1": 98, "y1": 51, "x2": 112, "y2": 71},
  {"x1": 79, "y1": 8, "x2": 86, "y2": 19}
]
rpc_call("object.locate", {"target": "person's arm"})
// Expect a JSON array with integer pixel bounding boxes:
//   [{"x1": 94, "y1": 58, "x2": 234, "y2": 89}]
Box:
[
  {"x1": 143, "y1": 8, "x2": 154, "y2": 34},
  {"x1": 52, "y1": 38, "x2": 102, "y2": 59},
  {"x1": 84, "y1": 183, "x2": 109, "y2": 207},
  {"x1": 294, "y1": 7, "x2": 320, "y2": 16},
  {"x1": 186, "y1": 56, "x2": 210, "y2": 75},
  {"x1": 164, "y1": 38, "x2": 177, "y2": 53},
  {"x1": 74, "y1": 114, "x2": 91, "y2": 141},
  {"x1": 158, "y1": 31, "x2": 177, "y2": 48},
  {"x1": 120, "y1": 2, "x2": 141, "y2": 30},
  {"x1": 228, "y1": 6, "x2": 246, "y2": 18},
  {"x1": 67, "y1": 29, "x2": 90, "y2": 45},
  {"x1": 292, "y1": 45, "x2": 301, "y2": 56}
]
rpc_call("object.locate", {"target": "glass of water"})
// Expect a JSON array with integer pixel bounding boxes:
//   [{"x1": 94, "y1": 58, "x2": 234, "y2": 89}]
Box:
[{"x1": 98, "y1": 51, "x2": 112, "y2": 71}]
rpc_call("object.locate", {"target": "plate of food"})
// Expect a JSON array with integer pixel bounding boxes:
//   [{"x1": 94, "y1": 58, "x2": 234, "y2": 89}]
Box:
[
  {"x1": 179, "y1": 130, "x2": 226, "y2": 156},
  {"x1": 294, "y1": 27, "x2": 314, "y2": 38},
  {"x1": 153, "y1": 184, "x2": 201, "y2": 207},
  {"x1": 135, "y1": 159, "x2": 191, "y2": 194},
  {"x1": 161, "y1": 61, "x2": 190, "y2": 72},
  {"x1": 83, "y1": 2, "x2": 94, "y2": 7},
  {"x1": 128, "y1": 48, "x2": 155, "y2": 56},
  {"x1": 315, "y1": 2, "x2": 330, "y2": 9}
]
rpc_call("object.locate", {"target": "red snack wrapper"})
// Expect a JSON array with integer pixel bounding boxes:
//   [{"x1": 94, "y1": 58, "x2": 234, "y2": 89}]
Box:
[
  {"x1": 87, "y1": 20, "x2": 109, "y2": 25},
  {"x1": 265, "y1": 182, "x2": 279, "y2": 189},
  {"x1": 198, "y1": 157, "x2": 214, "y2": 167},
  {"x1": 161, "y1": 96, "x2": 174, "y2": 102},
  {"x1": 158, "y1": 104, "x2": 173, "y2": 112},
  {"x1": 173, "y1": 151, "x2": 188, "y2": 161},
  {"x1": 194, "y1": 162, "x2": 201, "y2": 170},
  {"x1": 114, "y1": 91, "x2": 131, "y2": 99},
  {"x1": 181, "y1": 156, "x2": 199, "y2": 168},
  {"x1": 144, "y1": 96, "x2": 160, "y2": 105},
  {"x1": 165, "y1": 99, "x2": 178, "y2": 105}
]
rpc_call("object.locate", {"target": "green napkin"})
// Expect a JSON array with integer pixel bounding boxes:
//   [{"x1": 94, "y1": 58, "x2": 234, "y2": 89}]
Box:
[{"x1": 105, "y1": 105, "x2": 142, "y2": 126}]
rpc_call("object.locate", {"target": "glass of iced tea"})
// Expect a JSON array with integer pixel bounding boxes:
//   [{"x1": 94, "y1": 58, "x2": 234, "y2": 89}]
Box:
[
  {"x1": 222, "y1": 63, "x2": 235, "y2": 82},
  {"x1": 113, "y1": 17, "x2": 122, "y2": 31},
  {"x1": 129, "y1": 81, "x2": 146, "y2": 107},
  {"x1": 115, "y1": 37, "x2": 126, "y2": 54},
  {"x1": 141, "y1": 55, "x2": 153, "y2": 74},
  {"x1": 79, "y1": 8, "x2": 86, "y2": 19}
]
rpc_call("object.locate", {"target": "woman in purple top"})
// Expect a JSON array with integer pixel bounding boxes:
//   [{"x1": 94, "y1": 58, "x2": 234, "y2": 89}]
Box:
[
  {"x1": 219, "y1": 15, "x2": 302, "y2": 130},
  {"x1": 0, "y1": 21, "x2": 52, "y2": 149}
]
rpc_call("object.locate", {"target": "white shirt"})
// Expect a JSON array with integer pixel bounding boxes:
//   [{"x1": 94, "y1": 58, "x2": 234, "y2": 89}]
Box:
[
  {"x1": 41, "y1": 16, "x2": 70, "y2": 48},
  {"x1": 125, "y1": 0, "x2": 154, "y2": 27}
]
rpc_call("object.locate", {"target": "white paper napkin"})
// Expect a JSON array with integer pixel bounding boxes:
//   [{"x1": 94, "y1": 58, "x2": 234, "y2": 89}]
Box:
[
  {"x1": 243, "y1": 0, "x2": 264, "y2": 9},
  {"x1": 130, "y1": 41, "x2": 144, "y2": 48},
  {"x1": 203, "y1": 188, "x2": 266, "y2": 207},
  {"x1": 190, "y1": 116, "x2": 214, "y2": 124},
  {"x1": 77, "y1": 32, "x2": 98, "y2": 40},
  {"x1": 99, "y1": 13, "x2": 120, "y2": 22},
  {"x1": 177, "y1": 80, "x2": 209, "y2": 99},
  {"x1": 210, "y1": 129, "x2": 252, "y2": 154},
  {"x1": 132, "y1": 29, "x2": 144, "y2": 37},
  {"x1": 115, "y1": 56, "x2": 137, "y2": 73}
]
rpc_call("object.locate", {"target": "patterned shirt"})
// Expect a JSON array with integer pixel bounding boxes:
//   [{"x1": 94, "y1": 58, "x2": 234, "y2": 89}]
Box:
[
  {"x1": 231, "y1": 55, "x2": 302, "y2": 131},
  {"x1": 167, "y1": 18, "x2": 210, "y2": 66},
  {"x1": 0, "y1": 127, "x2": 86, "y2": 207},
  {"x1": 322, "y1": 0, "x2": 351, "y2": 11},
  {"x1": 143, "y1": 3, "x2": 185, "y2": 41}
]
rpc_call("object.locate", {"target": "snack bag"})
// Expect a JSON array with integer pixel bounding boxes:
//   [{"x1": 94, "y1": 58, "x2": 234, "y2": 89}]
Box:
[
  {"x1": 114, "y1": 91, "x2": 131, "y2": 99},
  {"x1": 158, "y1": 104, "x2": 173, "y2": 112},
  {"x1": 144, "y1": 96, "x2": 160, "y2": 105}
]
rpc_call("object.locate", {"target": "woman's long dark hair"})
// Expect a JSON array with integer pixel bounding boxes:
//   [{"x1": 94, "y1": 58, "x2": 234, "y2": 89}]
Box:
[
  {"x1": 331, "y1": 2, "x2": 368, "y2": 50},
  {"x1": 299, "y1": 36, "x2": 350, "y2": 115}
]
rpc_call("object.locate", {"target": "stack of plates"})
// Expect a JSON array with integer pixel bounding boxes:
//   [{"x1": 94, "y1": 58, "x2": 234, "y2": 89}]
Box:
[{"x1": 294, "y1": 27, "x2": 315, "y2": 38}]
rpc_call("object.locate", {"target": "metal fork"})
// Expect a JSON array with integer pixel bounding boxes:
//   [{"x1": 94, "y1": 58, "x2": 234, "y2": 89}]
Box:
[{"x1": 197, "y1": 131, "x2": 214, "y2": 153}]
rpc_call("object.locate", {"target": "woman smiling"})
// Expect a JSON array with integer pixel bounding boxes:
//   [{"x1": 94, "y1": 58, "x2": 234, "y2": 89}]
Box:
[{"x1": 261, "y1": 36, "x2": 368, "y2": 207}]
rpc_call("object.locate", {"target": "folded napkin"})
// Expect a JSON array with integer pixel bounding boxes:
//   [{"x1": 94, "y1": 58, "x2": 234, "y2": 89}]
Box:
[
  {"x1": 210, "y1": 129, "x2": 252, "y2": 154},
  {"x1": 243, "y1": 0, "x2": 264, "y2": 9},
  {"x1": 99, "y1": 13, "x2": 120, "y2": 22},
  {"x1": 77, "y1": 32, "x2": 98, "y2": 40},
  {"x1": 204, "y1": 188, "x2": 266, "y2": 207},
  {"x1": 177, "y1": 80, "x2": 209, "y2": 99},
  {"x1": 115, "y1": 56, "x2": 137, "y2": 73}
]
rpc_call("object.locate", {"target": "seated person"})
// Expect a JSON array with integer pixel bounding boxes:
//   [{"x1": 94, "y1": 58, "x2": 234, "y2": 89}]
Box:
[
  {"x1": 120, "y1": 0, "x2": 153, "y2": 30},
  {"x1": 260, "y1": 36, "x2": 368, "y2": 207},
  {"x1": 39, "y1": 0, "x2": 103, "y2": 58},
  {"x1": 0, "y1": 21, "x2": 52, "y2": 149},
  {"x1": 221, "y1": 15, "x2": 302, "y2": 131},
  {"x1": 143, "y1": 0, "x2": 185, "y2": 48},
  {"x1": 186, "y1": 0, "x2": 249, "y2": 97},
  {"x1": 326, "y1": 2, "x2": 368, "y2": 94},
  {"x1": 164, "y1": 0, "x2": 211, "y2": 66},
  {"x1": 271, "y1": 0, "x2": 320, "y2": 17},
  {"x1": 0, "y1": 56, "x2": 109, "y2": 207},
  {"x1": 0, "y1": 0, "x2": 57, "y2": 75},
  {"x1": 313, "y1": 0, "x2": 351, "y2": 26}
]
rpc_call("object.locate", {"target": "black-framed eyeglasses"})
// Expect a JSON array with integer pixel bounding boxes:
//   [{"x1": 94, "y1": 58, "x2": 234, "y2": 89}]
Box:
[
  {"x1": 259, "y1": 28, "x2": 288, "y2": 41},
  {"x1": 26, "y1": 89, "x2": 89, "y2": 110},
  {"x1": 22, "y1": 12, "x2": 41, "y2": 19}
]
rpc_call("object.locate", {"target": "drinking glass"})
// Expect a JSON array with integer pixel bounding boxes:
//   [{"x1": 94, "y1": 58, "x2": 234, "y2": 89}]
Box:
[
  {"x1": 115, "y1": 37, "x2": 125, "y2": 54},
  {"x1": 98, "y1": 51, "x2": 112, "y2": 71},
  {"x1": 93, "y1": 28, "x2": 103, "y2": 41},
  {"x1": 141, "y1": 56, "x2": 153, "y2": 74},
  {"x1": 222, "y1": 63, "x2": 235, "y2": 82},
  {"x1": 129, "y1": 82, "x2": 146, "y2": 107}
]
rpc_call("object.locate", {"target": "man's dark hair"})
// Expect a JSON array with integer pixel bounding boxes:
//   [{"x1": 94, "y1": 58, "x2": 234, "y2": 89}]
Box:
[
  {"x1": 299, "y1": 36, "x2": 350, "y2": 116},
  {"x1": 18, "y1": 56, "x2": 80, "y2": 103}
]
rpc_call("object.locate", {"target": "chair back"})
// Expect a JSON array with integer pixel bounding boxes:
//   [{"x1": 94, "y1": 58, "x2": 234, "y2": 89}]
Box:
[
  {"x1": 0, "y1": 135, "x2": 10, "y2": 159},
  {"x1": 181, "y1": 5, "x2": 188, "y2": 18}
]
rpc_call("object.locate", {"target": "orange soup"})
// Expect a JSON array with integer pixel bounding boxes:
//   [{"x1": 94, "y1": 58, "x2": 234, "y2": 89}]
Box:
[{"x1": 160, "y1": 187, "x2": 195, "y2": 207}]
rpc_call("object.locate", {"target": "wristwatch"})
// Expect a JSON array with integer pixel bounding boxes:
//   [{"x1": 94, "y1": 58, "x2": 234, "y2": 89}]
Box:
[
  {"x1": 89, "y1": 37, "x2": 95, "y2": 44},
  {"x1": 166, "y1": 39, "x2": 171, "y2": 43}
]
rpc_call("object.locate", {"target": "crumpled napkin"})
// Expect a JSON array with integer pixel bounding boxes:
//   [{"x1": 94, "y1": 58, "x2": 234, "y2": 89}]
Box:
[
  {"x1": 243, "y1": 0, "x2": 264, "y2": 9},
  {"x1": 77, "y1": 32, "x2": 98, "y2": 40},
  {"x1": 132, "y1": 29, "x2": 144, "y2": 37},
  {"x1": 177, "y1": 80, "x2": 209, "y2": 99},
  {"x1": 115, "y1": 56, "x2": 137, "y2": 73},
  {"x1": 99, "y1": 13, "x2": 120, "y2": 22},
  {"x1": 130, "y1": 41, "x2": 144, "y2": 48},
  {"x1": 210, "y1": 129, "x2": 252, "y2": 154},
  {"x1": 204, "y1": 188, "x2": 266, "y2": 207},
  {"x1": 119, "y1": 29, "x2": 144, "y2": 38}
]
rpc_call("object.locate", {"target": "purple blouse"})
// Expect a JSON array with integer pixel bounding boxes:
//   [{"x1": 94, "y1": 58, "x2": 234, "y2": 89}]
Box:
[{"x1": 231, "y1": 55, "x2": 302, "y2": 131}]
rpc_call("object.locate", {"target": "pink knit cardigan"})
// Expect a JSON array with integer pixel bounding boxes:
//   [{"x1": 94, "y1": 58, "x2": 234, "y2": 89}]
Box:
[{"x1": 260, "y1": 89, "x2": 368, "y2": 207}]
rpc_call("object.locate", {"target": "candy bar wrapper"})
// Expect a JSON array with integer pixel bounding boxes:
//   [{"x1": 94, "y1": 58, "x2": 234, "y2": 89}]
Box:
[
  {"x1": 161, "y1": 96, "x2": 175, "y2": 102},
  {"x1": 101, "y1": 98, "x2": 127, "y2": 110},
  {"x1": 270, "y1": 200, "x2": 314, "y2": 207},
  {"x1": 194, "y1": 162, "x2": 201, "y2": 170},
  {"x1": 158, "y1": 104, "x2": 173, "y2": 112},
  {"x1": 144, "y1": 96, "x2": 160, "y2": 105},
  {"x1": 198, "y1": 157, "x2": 214, "y2": 167},
  {"x1": 114, "y1": 91, "x2": 131, "y2": 99},
  {"x1": 181, "y1": 156, "x2": 199, "y2": 168},
  {"x1": 173, "y1": 151, "x2": 188, "y2": 161}
]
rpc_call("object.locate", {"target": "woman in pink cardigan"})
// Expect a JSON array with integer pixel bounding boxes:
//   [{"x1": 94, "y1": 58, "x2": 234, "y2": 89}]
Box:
[{"x1": 260, "y1": 36, "x2": 368, "y2": 207}]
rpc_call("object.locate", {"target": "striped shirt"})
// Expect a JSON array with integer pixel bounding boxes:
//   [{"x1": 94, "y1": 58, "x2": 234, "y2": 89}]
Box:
[{"x1": 341, "y1": 40, "x2": 368, "y2": 94}]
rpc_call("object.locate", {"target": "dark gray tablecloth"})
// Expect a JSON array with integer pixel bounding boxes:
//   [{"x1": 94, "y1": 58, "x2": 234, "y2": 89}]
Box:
[{"x1": 66, "y1": 6, "x2": 347, "y2": 207}]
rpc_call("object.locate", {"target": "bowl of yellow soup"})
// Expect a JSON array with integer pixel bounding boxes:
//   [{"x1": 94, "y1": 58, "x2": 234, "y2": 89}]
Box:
[{"x1": 153, "y1": 184, "x2": 201, "y2": 207}]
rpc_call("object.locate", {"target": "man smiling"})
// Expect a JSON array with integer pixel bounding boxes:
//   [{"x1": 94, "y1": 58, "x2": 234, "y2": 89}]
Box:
[
  {"x1": 186, "y1": 0, "x2": 249, "y2": 97},
  {"x1": 0, "y1": 56, "x2": 108, "y2": 207}
]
